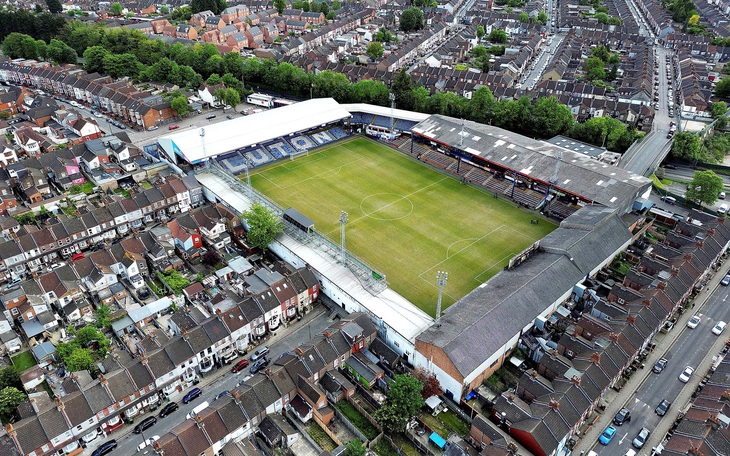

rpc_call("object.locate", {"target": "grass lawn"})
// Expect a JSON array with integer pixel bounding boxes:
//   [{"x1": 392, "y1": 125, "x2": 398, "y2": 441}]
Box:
[
  {"x1": 419, "y1": 413, "x2": 450, "y2": 437},
  {"x1": 335, "y1": 400, "x2": 379, "y2": 439},
  {"x1": 139, "y1": 181, "x2": 153, "y2": 189},
  {"x1": 307, "y1": 424, "x2": 337, "y2": 451},
  {"x1": 251, "y1": 137, "x2": 555, "y2": 315},
  {"x1": 11, "y1": 351, "x2": 37, "y2": 372},
  {"x1": 438, "y1": 410, "x2": 470, "y2": 436}
]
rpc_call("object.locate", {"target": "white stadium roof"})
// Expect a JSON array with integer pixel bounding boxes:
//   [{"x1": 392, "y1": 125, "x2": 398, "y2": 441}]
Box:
[
  {"x1": 340, "y1": 103, "x2": 431, "y2": 122},
  {"x1": 157, "y1": 98, "x2": 351, "y2": 164}
]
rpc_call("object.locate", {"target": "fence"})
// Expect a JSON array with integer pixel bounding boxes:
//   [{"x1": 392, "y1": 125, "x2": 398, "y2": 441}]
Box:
[
  {"x1": 206, "y1": 162, "x2": 389, "y2": 295},
  {"x1": 347, "y1": 396, "x2": 382, "y2": 431},
  {"x1": 314, "y1": 414, "x2": 342, "y2": 446},
  {"x1": 333, "y1": 404, "x2": 369, "y2": 443},
  {"x1": 284, "y1": 411, "x2": 324, "y2": 454}
]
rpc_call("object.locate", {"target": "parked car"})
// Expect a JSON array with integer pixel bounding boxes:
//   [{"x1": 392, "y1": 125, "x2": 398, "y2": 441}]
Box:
[
  {"x1": 613, "y1": 407, "x2": 631, "y2": 425},
  {"x1": 147, "y1": 125, "x2": 158, "y2": 131},
  {"x1": 598, "y1": 425, "x2": 617, "y2": 445},
  {"x1": 679, "y1": 366, "x2": 694, "y2": 383},
  {"x1": 206, "y1": 114, "x2": 216, "y2": 120},
  {"x1": 182, "y1": 387, "x2": 202, "y2": 404},
  {"x1": 133, "y1": 416, "x2": 157, "y2": 434},
  {"x1": 713, "y1": 321, "x2": 727, "y2": 335},
  {"x1": 632, "y1": 427, "x2": 650, "y2": 448},
  {"x1": 721, "y1": 275, "x2": 730, "y2": 286},
  {"x1": 250, "y1": 357, "x2": 270, "y2": 374},
  {"x1": 231, "y1": 359, "x2": 249, "y2": 373},
  {"x1": 655, "y1": 399, "x2": 671, "y2": 416},
  {"x1": 91, "y1": 440, "x2": 117, "y2": 456},
  {"x1": 214, "y1": 390, "x2": 229, "y2": 401},
  {"x1": 168, "y1": 124, "x2": 179, "y2": 130},
  {"x1": 158, "y1": 402, "x2": 179, "y2": 418},
  {"x1": 136, "y1": 435, "x2": 159, "y2": 452},
  {"x1": 687, "y1": 315, "x2": 701, "y2": 329},
  {"x1": 653, "y1": 357, "x2": 668, "y2": 373},
  {"x1": 250, "y1": 346, "x2": 269, "y2": 362}
]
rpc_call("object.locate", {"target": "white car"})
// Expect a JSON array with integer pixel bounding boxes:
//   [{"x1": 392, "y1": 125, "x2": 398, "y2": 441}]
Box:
[
  {"x1": 687, "y1": 315, "x2": 701, "y2": 329},
  {"x1": 136, "y1": 435, "x2": 160, "y2": 451},
  {"x1": 679, "y1": 366, "x2": 694, "y2": 383},
  {"x1": 713, "y1": 321, "x2": 727, "y2": 335}
]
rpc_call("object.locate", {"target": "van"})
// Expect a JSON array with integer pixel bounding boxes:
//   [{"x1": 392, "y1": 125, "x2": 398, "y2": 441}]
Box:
[
  {"x1": 719, "y1": 204, "x2": 728, "y2": 215},
  {"x1": 186, "y1": 401, "x2": 209, "y2": 420}
]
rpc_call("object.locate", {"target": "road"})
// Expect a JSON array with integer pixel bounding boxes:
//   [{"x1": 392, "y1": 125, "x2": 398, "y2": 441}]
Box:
[
  {"x1": 621, "y1": 0, "x2": 654, "y2": 38},
  {"x1": 589, "y1": 279, "x2": 730, "y2": 454},
  {"x1": 618, "y1": 46, "x2": 675, "y2": 175},
  {"x1": 80, "y1": 306, "x2": 337, "y2": 456},
  {"x1": 522, "y1": 34, "x2": 566, "y2": 90}
]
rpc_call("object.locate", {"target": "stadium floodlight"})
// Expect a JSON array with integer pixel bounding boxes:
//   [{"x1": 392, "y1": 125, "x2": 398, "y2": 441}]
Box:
[
  {"x1": 436, "y1": 271, "x2": 448, "y2": 327},
  {"x1": 200, "y1": 127, "x2": 208, "y2": 168},
  {"x1": 339, "y1": 211, "x2": 348, "y2": 266}
]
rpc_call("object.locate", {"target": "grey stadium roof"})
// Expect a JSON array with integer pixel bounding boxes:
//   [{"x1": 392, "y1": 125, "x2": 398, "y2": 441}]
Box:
[
  {"x1": 411, "y1": 115, "x2": 651, "y2": 212},
  {"x1": 416, "y1": 205, "x2": 632, "y2": 378}
]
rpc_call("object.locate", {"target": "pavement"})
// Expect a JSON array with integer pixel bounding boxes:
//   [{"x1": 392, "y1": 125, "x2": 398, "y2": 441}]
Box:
[{"x1": 572, "y1": 258, "x2": 730, "y2": 455}]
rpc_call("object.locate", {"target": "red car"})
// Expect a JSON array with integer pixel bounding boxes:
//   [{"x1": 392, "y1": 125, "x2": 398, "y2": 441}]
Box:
[
  {"x1": 168, "y1": 124, "x2": 179, "y2": 130},
  {"x1": 231, "y1": 359, "x2": 249, "y2": 373}
]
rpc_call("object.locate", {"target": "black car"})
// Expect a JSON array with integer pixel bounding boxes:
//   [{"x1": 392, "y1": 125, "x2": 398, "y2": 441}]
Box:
[
  {"x1": 613, "y1": 407, "x2": 631, "y2": 425},
  {"x1": 183, "y1": 387, "x2": 202, "y2": 404},
  {"x1": 133, "y1": 416, "x2": 157, "y2": 434},
  {"x1": 655, "y1": 399, "x2": 671, "y2": 416},
  {"x1": 158, "y1": 402, "x2": 179, "y2": 418},
  {"x1": 653, "y1": 358, "x2": 668, "y2": 373},
  {"x1": 91, "y1": 440, "x2": 117, "y2": 456},
  {"x1": 250, "y1": 357, "x2": 270, "y2": 374},
  {"x1": 206, "y1": 114, "x2": 216, "y2": 120}
]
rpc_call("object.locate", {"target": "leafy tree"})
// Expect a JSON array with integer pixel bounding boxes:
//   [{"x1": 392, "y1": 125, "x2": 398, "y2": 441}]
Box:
[
  {"x1": 94, "y1": 304, "x2": 111, "y2": 330},
  {"x1": 366, "y1": 41, "x2": 384, "y2": 61},
  {"x1": 686, "y1": 170, "x2": 724, "y2": 206},
  {"x1": 46, "y1": 0, "x2": 62, "y2": 14},
  {"x1": 607, "y1": 16, "x2": 622, "y2": 25},
  {"x1": 0, "y1": 387, "x2": 25, "y2": 422},
  {"x1": 468, "y1": 86, "x2": 496, "y2": 124},
  {"x1": 171, "y1": 6, "x2": 192, "y2": 21},
  {"x1": 66, "y1": 348, "x2": 94, "y2": 372},
  {"x1": 332, "y1": 0, "x2": 341, "y2": 10},
  {"x1": 595, "y1": 12, "x2": 608, "y2": 23},
  {"x1": 606, "y1": 64, "x2": 618, "y2": 82},
  {"x1": 715, "y1": 79, "x2": 730, "y2": 99},
  {"x1": 102, "y1": 53, "x2": 140, "y2": 78},
  {"x1": 345, "y1": 439, "x2": 367, "y2": 456},
  {"x1": 110, "y1": 2, "x2": 123, "y2": 15},
  {"x1": 669, "y1": 0, "x2": 697, "y2": 22},
  {"x1": 160, "y1": 270, "x2": 190, "y2": 295},
  {"x1": 374, "y1": 27, "x2": 395, "y2": 43},
  {"x1": 241, "y1": 202, "x2": 284, "y2": 251},
  {"x1": 202, "y1": 249, "x2": 221, "y2": 266},
  {"x1": 171, "y1": 95, "x2": 189, "y2": 116},
  {"x1": 274, "y1": 0, "x2": 286, "y2": 14},
  {"x1": 391, "y1": 68, "x2": 415, "y2": 111},
  {"x1": 711, "y1": 101, "x2": 728, "y2": 119},
  {"x1": 671, "y1": 131, "x2": 701, "y2": 161},
  {"x1": 319, "y1": 2, "x2": 329, "y2": 17},
  {"x1": 0, "y1": 367, "x2": 21, "y2": 390},
  {"x1": 529, "y1": 96, "x2": 573, "y2": 138},
  {"x1": 585, "y1": 57, "x2": 605, "y2": 81},
  {"x1": 224, "y1": 88, "x2": 240, "y2": 107},
  {"x1": 537, "y1": 11, "x2": 548, "y2": 24},
  {"x1": 374, "y1": 374, "x2": 424, "y2": 433},
  {"x1": 414, "y1": 368, "x2": 442, "y2": 399},
  {"x1": 703, "y1": 132, "x2": 730, "y2": 163},
  {"x1": 160, "y1": 5, "x2": 169, "y2": 14},
  {"x1": 476, "y1": 25, "x2": 485, "y2": 40},
  {"x1": 46, "y1": 39, "x2": 77, "y2": 64},
  {"x1": 83, "y1": 45, "x2": 108, "y2": 73},
  {"x1": 488, "y1": 29, "x2": 508, "y2": 43},
  {"x1": 399, "y1": 7, "x2": 424, "y2": 33},
  {"x1": 351, "y1": 79, "x2": 390, "y2": 106},
  {"x1": 13, "y1": 212, "x2": 36, "y2": 226},
  {"x1": 519, "y1": 12, "x2": 529, "y2": 23},
  {"x1": 75, "y1": 326, "x2": 111, "y2": 357}
]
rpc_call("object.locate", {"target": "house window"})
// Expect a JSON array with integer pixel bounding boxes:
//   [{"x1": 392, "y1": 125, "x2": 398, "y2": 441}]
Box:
[{"x1": 11, "y1": 308, "x2": 18, "y2": 315}]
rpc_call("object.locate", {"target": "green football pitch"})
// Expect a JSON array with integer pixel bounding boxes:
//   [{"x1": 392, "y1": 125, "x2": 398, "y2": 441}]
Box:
[{"x1": 250, "y1": 137, "x2": 556, "y2": 316}]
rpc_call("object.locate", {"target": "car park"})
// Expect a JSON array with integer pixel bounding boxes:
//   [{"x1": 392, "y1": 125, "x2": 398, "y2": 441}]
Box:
[
  {"x1": 653, "y1": 357, "x2": 668, "y2": 373},
  {"x1": 687, "y1": 315, "x2": 701, "y2": 329},
  {"x1": 598, "y1": 425, "x2": 617, "y2": 445},
  {"x1": 679, "y1": 366, "x2": 694, "y2": 383},
  {"x1": 133, "y1": 416, "x2": 157, "y2": 434},
  {"x1": 613, "y1": 407, "x2": 631, "y2": 425},
  {"x1": 158, "y1": 401, "x2": 178, "y2": 418},
  {"x1": 655, "y1": 399, "x2": 671, "y2": 416},
  {"x1": 231, "y1": 359, "x2": 249, "y2": 373},
  {"x1": 182, "y1": 387, "x2": 202, "y2": 404},
  {"x1": 632, "y1": 427, "x2": 650, "y2": 448},
  {"x1": 713, "y1": 321, "x2": 727, "y2": 334},
  {"x1": 91, "y1": 440, "x2": 117, "y2": 456}
]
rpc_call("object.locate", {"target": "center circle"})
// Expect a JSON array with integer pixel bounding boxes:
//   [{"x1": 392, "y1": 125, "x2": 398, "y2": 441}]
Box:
[{"x1": 360, "y1": 193, "x2": 414, "y2": 220}]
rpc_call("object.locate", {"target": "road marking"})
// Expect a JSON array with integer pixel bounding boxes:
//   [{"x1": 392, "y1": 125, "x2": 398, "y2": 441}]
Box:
[
  {"x1": 724, "y1": 294, "x2": 728, "y2": 302},
  {"x1": 619, "y1": 433, "x2": 627, "y2": 444}
]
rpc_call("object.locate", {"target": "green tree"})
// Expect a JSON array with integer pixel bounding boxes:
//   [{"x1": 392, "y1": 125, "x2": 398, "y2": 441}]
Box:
[
  {"x1": 671, "y1": 131, "x2": 702, "y2": 161},
  {"x1": 66, "y1": 348, "x2": 94, "y2": 372},
  {"x1": 332, "y1": 0, "x2": 341, "y2": 10},
  {"x1": 468, "y1": 86, "x2": 496, "y2": 124},
  {"x1": 274, "y1": 0, "x2": 286, "y2": 14},
  {"x1": 606, "y1": 64, "x2": 618, "y2": 82},
  {"x1": 373, "y1": 374, "x2": 424, "y2": 433},
  {"x1": 537, "y1": 11, "x2": 548, "y2": 23},
  {"x1": 94, "y1": 304, "x2": 111, "y2": 330},
  {"x1": 670, "y1": 0, "x2": 697, "y2": 23},
  {"x1": 74, "y1": 326, "x2": 111, "y2": 357},
  {"x1": 241, "y1": 202, "x2": 284, "y2": 251},
  {"x1": 607, "y1": 16, "x2": 622, "y2": 25},
  {"x1": 83, "y1": 45, "x2": 109, "y2": 73},
  {"x1": 711, "y1": 101, "x2": 728, "y2": 119},
  {"x1": 345, "y1": 439, "x2": 367, "y2": 456},
  {"x1": 0, "y1": 387, "x2": 25, "y2": 422},
  {"x1": 160, "y1": 270, "x2": 190, "y2": 295},
  {"x1": 224, "y1": 88, "x2": 240, "y2": 108},
  {"x1": 366, "y1": 41, "x2": 384, "y2": 60},
  {"x1": 595, "y1": 12, "x2": 609, "y2": 23},
  {"x1": 171, "y1": 95, "x2": 189, "y2": 116},
  {"x1": 686, "y1": 170, "x2": 724, "y2": 206},
  {"x1": 530, "y1": 96, "x2": 574, "y2": 138},
  {"x1": 399, "y1": 7, "x2": 424, "y2": 33},
  {"x1": 111, "y1": 2, "x2": 123, "y2": 15},
  {"x1": 476, "y1": 25, "x2": 485, "y2": 40},
  {"x1": 374, "y1": 27, "x2": 395, "y2": 43},
  {"x1": 391, "y1": 68, "x2": 415, "y2": 111},
  {"x1": 319, "y1": 2, "x2": 329, "y2": 17},
  {"x1": 488, "y1": 29, "x2": 508, "y2": 43},
  {"x1": 0, "y1": 367, "x2": 21, "y2": 390},
  {"x1": 713, "y1": 79, "x2": 730, "y2": 99},
  {"x1": 171, "y1": 5, "x2": 192, "y2": 21},
  {"x1": 46, "y1": 0, "x2": 62, "y2": 13},
  {"x1": 585, "y1": 57, "x2": 605, "y2": 81},
  {"x1": 519, "y1": 12, "x2": 529, "y2": 23},
  {"x1": 46, "y1": 39, "x2": 77, "y2": 64}
]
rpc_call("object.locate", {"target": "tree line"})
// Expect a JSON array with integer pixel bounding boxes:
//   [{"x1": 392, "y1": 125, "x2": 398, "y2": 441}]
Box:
[{"x1": 2, "y1": 20, "x2": 641, "y2": 152}]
